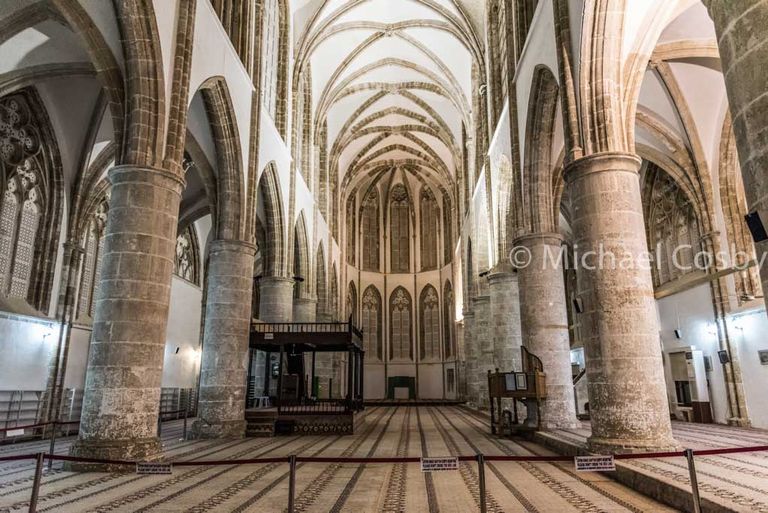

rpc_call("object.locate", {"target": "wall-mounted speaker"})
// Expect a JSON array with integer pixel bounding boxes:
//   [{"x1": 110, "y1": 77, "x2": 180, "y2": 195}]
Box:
[
  {"x1": 717, "y1": 350, "x2": 730, "y2": 364},
  {"x1": 745, "y1": 211, "x2": 768, "y2": 243},
  {"x1": 572, "y1": 297, "x2": 583, "y2": 314},
  {"x1": 674, "y1": 329, "x2": 683, "y2": 339}
]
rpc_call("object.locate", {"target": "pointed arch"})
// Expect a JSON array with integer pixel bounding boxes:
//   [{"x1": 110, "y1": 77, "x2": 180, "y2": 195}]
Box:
[
  {"x1": 523, "y1": 65, "x2": 560, "y2": 235},
  {"x1": 292, "y1": 211, "x2": 310, "y2": 298},
  {"x1": 315, "y1": 242, "x2": 327, "y2": 318},
  {"x1": 419, "y1": 284, "x2": 441, "y2": 361},
  {"x1": 196, "y1": 77, "x2": 246, "y2": 241},
  {"x1": 443, "y1": 280, "x2": 455, "y2": 359},
  {"x1": 257, "y1": 162, "x2": 285, "y2": 277},
  {"x1": 259, "y1": 0, "x2": 289, "y2": 138},
  {"x1": 389, "y1": 183, "x2": 411, "y2": 272},
  {"x1": 346, "y1": 280, "x2": 358, "y2": 325},
  {"x1": 420, "y1": 186, "x2": 439, "y2": 271},
  {"x1": 361, "y1": 285, "x2": 382, "y2": 361},
  {"x1": 361, "y1": 187, "x2": 380, "y2": 271},
  {"x1": 389, "y1": 286, "x2": 413, "y2": 361}
]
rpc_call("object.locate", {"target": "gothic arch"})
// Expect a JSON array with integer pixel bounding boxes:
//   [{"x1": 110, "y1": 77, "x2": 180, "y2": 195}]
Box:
[
  {"x1": 315, "y1": 242, "x2": 327, "y2": 318},
  {"x1": 259, "y1": 0, "x2": 290, "y2": 139},
  {"x1": 389, "y1": 183, "x2": 411, "y2": 273},
  {"x1": 329, "y1": 262, "x2": 338, "y2": 319},
  {"x1": 718, "y1": 114, "x2": 761, "y2": 302},
  {"x1": 419, "y1": 284, "x2": 441, "y2": 361},
  {"x1": 346, "y1": 280, "x2": 358, "y2": 325},
  {"x1": 389, "y1": 286, "x2": 413, "y2": 361},
  {"x1": 292, "y1": 211, "x2": 310, "y2": 298},
  {"x1": 361, "y1": 285, "x2": 382, "y2": 361},
  {"x1": 361, "y1": 187, "x2": 380, "y2": 271},
  {"x1": 443, "y1": 280, "x2": 455, "y2": 359},
  {"x1": 196, "y1": 77, "x2": 246, "y2": 241},
  {"x1": 257, "y1": 162, "x2": 285, "y2": 277},
  {"x1": 523, "y1": 65, "x2": 559, "y2": 234},
  {"x1": 0, "y1": 88, "x2": 64, "y2": 312}
]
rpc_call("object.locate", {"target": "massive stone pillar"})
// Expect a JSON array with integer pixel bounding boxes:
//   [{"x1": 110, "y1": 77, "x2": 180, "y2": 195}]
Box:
[
  {"x1": 472, "y1": 295, "x2": 493, "y2": 408},
  {"x1": 70, "y1": 166, "x2": 184, "y2": 462},
  {"x1": 565, "y1": 152, "x2": 676, "y2": 452},
  {"x1": 488, "y1": 269, "x2": 523, "y2": 372},
  {"x1": 293, "y1": 297, "x2": 317, "y2": 322},
  {"x1": 703, "y1": 0, "x2": 768, "y2": 315},
  {"x1": 258, "y1": 277, "x2": 294, "y2": 322},
  {"x1": 191, "y1": 240, "x2": 256, "y2": 439},
  {"x1": 515, "y1": 233, "x2": 579, "y2": 429},
  {"x1": 462, "y1": 309, "x2": 476, "y2": 403}
]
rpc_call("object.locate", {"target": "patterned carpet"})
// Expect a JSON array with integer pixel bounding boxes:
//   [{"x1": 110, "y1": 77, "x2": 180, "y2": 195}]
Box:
[
  {"x1": 539, "y1": 418, "x2": 768, "y2": 513},
  {"x1": 0, "y1": 406, "x2": 682, "y2": 512}
]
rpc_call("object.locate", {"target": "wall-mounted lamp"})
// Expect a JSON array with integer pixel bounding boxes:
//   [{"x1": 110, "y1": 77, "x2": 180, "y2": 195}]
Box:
[
  {"x1": 293, "y1": 276, "x2": 305, "y2": 283},
  {"x1": 478, "y1": 270, "x2": 490, "y2": 278}
]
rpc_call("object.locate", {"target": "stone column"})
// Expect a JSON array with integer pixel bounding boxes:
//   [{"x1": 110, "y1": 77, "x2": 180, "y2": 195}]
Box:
[
  {"x1": 703, "y1": 0, "x2": 768, "y2": 315},
  {"x1": 488, "y1": 269, "x2": 523, "y2": 372},
  {"x1": 565, "y1": 152, "x2": 676, "y2": 452},
  {"x1": 514, "y1": 232, "x2": 580, "y2": 429},
  {"x1": 191, "y1": 240, "x2": 256, "y2": 439},
  {"x1": 462, "y1": 309, "x2": 476, "y2": 403},
  {"x1": 258, "y1": 276, "x2": 294, "y2": 322},
  {"x1": 69, "y1": 166, "x2": 184, "y2": 462},
  {"x1": 293, "y1": 297, "x2": 318, "y2": 322},
  {"x1": 472, "y1": 296, "x2": 493, "y2": 408}
]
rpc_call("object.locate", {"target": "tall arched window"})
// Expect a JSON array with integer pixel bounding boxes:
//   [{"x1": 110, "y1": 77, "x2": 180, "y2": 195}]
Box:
[
  {"x1": 643, "y1": 163, "x2": 703, "y2": 288},
  {"x1": 443, "y1": 281, "x2": 454, "y2": 359},
  {"x1": 0, "y1": 159, "x2": 43, "y2": 300},
  {"x1": 77, "y1": 200, "x2": 108, "y2": 319},
  {"x1": 346, "y1": 281, "x2": 357, "y2": 325},
  {"x1": 362, "y1": 190, "x2": 379, "y2": 271},
  {"x1": 389, "y1": 287, "x2": 412, "y2": 361},
  {"x1": 361, "y1": 285, "x2": 382, "y2": 361},
  {"x1": 420, "y1": 285, "x2": 440, "y2": 360},
  {"x1": 390, "y1": 184, "x2": 410, "y2": 272},
  {"x1": 174, "y1": 224, "x2": 200, "y2": 286},
  {"x1": 315, "y1": 244, "x2": 327, "y2": 318},
  {"x1": 346, "y1": 195, "x2": 355, "y2": 265},
  {"x1": 443, "y1": 194, "x2": 453, "y2": 264},
  {"x1": 260, "y1": 0, "x2": 280, "y2": 119},
  {"x1": 420, "y1": 188, "x2": 439, "y2": 270}
]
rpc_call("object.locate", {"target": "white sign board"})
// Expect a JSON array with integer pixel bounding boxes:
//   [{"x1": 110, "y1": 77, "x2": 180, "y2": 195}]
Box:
[
  {"x1": 264, "y1": 333, "x2": 274, "y2": 340},
  {"x1": 574, "y1": 455, "x2": 615, "y2": 472},
  {"x1": 421, "y1": 456, "x2": 459, "y2": 472},
  {"x1": 5, "y1": 429, "x2": 25, "y2": 437},
  {"x1": 136, "y1": 462, "x2": 173, "y2": 475}
]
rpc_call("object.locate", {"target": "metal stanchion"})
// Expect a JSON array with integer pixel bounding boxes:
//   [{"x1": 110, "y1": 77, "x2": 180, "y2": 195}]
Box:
[
  {"x1": 157, "y1": 415, "x2": 162, "y2": 437},
  {"x1": 476, "y1": 453, "x2": 487, "y2": 513},
  {"x1": 288, "y1": 455, "x2": 297, "y2": 513},
  {"x1": 685, "y1": 448, "x2": 702, "y2": 513},
  {"x1": 182, "y1": 409, "x2": 188, "y2": 440},
  {"x1": 47, "y1": 423, "x2": 57, "y2": 470},
  {"x1": 29, "y1": 452, "x2": 44, "y2": 513}
]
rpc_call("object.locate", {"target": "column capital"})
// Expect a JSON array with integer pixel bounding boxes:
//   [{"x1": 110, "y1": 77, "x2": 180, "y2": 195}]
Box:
[
  {"x1": 108, "y1": 165, "x2": 186, "y2": 192},
  {"x1": 208, "y1": 238, "x2": 257, "y2": 255},
  {"x1": 512, "y1": 231, "x2": 564, "y2": 248},
  {"x1": 487, "y1": 269, "x2": 517, "y2": 286},
  {"x1": 563, "y1": 152, "x2": 641, "y2": 185}
]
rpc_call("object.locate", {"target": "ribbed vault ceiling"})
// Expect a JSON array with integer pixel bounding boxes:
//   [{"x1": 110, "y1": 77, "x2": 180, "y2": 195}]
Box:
[{"x1": 293, "y1": 0, "x2": 482, "y2": 201}]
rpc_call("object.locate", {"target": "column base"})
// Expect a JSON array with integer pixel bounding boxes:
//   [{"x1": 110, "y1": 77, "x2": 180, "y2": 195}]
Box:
[
  {"x1": 189, "y1": 419, "x2": 246, "y2": 439},
  {"x1": 587, "y1": 434, "x2": 679, "y2": 455},
  {"x1": 67, "y1": 437, "x2": 162, "y2": 471},
  {"x1": 727, "y1": 416, "x2": 751, "y2": 428}
]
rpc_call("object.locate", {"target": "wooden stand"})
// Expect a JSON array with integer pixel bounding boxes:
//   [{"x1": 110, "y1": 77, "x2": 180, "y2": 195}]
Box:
[{"x1": 487, "y1": 347, "x2": 547, "y2": 435}]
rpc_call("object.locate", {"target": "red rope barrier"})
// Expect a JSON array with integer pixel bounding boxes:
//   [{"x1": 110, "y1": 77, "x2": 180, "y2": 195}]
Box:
[{"x1": 0, "y1": 453, "x2": 38, "y2": 462}]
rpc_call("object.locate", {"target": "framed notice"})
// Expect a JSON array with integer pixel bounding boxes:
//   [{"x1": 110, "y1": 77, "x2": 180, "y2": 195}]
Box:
[
  {"x1": 504, "y1": 374, "x2": 516, "y2": 391},
  {"x1": 574, "y1": 455, "x2": 615, "y2": 472},
  {"x1": 421, "y1": 457, "x2": 459, "y2": 472},
  {"x1": 759, "y1": 350, "x2": 768, "y2": 365},
  {"x1": 136, "y1": 462, "x2": 173, "y2": 475},
  {"x1": 515, "y1": 373, "x2": 527, "y2": 391}
]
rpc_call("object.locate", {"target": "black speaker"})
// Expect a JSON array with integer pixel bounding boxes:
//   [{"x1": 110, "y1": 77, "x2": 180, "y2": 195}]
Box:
[
  {"x1": 745, "y1": 211, "x2": 768, "y2": 243},
  {"x1": 572, "y1": 297, "x2": 583, "y2": 314},
  {"x1": 717, "y1": 350, "x2": 730, "y2": 364},
  {"x1": 674, "y1": 329, "x2": 682, "y2": 339}
]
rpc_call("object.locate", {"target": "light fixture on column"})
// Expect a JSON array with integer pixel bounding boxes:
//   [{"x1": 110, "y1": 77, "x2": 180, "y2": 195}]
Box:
[
  {"x1": 293, "y1": 276, "x2": 305, "y2": 283},
  {"x1": 717, "y1": 350, "x2": 730, "y2": 364},
  {"x1": 478, "y1": 270, "x2": 490, "y2": 278}
]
